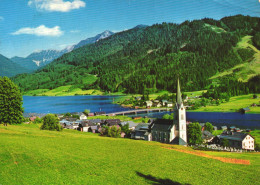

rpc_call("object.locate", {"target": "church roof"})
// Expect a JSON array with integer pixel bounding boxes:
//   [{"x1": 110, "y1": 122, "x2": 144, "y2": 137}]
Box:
[
  {"x1": 151, "y1": 119, "x2": 174, "y2": 132},
  {"x1": 176, "y1": 78, "x2": 182, "y2": 106}
]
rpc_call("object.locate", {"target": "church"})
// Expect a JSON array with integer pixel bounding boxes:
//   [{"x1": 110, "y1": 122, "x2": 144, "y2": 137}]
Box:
[{"x1": 150, "y1": 78, "x2": 187, "y2": 145}]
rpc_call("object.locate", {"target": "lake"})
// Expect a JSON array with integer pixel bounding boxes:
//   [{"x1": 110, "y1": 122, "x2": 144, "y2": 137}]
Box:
[
  {"x1": 23, "y1": 96, "x2": 260, "y2": 129},
  {"x1": 23, "y1": 95, "x2": 131, "y2": 114}
]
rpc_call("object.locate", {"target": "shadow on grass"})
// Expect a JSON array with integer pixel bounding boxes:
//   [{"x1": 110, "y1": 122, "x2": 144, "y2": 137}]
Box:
[{"x1": 136, "y1": 172, "x2": 191, "y2": 185}]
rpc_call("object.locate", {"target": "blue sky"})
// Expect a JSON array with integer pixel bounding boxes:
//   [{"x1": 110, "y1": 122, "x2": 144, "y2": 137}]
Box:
[{"x1": 0, "y1": 0, "x2": 259, "y2": 58}]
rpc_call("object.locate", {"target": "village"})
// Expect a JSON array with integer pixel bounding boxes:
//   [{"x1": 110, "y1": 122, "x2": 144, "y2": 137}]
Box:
[{"x1": 27, "y1": 79, "x2": 257, "y2": 152}]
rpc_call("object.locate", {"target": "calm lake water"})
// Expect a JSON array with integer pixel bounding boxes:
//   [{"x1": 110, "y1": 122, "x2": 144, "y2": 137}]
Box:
[
  {"x1": 23, "y1": 96, "x2": 260, "y2": 129},
  {"x1": 23, "y1": 95, "x2": 131, "y2": 114}
]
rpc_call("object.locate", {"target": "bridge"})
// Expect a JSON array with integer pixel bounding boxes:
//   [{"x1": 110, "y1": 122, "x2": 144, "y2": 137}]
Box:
[{"x1": 103, "y1": 108, "x2": 173, "y2": 116}]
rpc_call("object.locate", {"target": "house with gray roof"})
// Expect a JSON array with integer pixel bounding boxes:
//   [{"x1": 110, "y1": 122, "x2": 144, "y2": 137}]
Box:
[
  {"x1": 219, "y1": 132, "x2": 254, "y2": 150},
  {"x1": 120, "y1": 121, "x2": 139, "y2": 130},
  {"x1": 131, "y1": 123, "x2": 150, "y2": 140},
  {"x1": 202, "y1": 130, "x2": 214, "y2": 143}
]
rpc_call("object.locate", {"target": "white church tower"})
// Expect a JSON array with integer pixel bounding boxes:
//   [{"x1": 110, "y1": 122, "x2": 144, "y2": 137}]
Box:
[{"x1": 175, "y1": 78, "x2": 187, "y2": 145}]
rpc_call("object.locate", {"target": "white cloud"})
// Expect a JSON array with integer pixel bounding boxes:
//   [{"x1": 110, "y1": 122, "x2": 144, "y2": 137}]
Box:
[
  {"x1": 28, "y1": 0, "x2": 86, "y2": 12},
  {"x1": 12, "y1": 25, "x2": 63, "y2": 37}
]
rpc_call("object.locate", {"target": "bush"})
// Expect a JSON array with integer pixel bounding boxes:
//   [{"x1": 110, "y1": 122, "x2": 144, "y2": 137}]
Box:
[
  {"x1": 100, "y1": 125, "x2": 121, "y2": 138},
  {"x1": 204, "y1": 122, "x2": 213, "y2": 133},
  {"x1": 41, "y1": 114, "x2": 63, "y2": 131},
  {"x1": 33, "y1": 117, "x2": 42, "y2": 124}
]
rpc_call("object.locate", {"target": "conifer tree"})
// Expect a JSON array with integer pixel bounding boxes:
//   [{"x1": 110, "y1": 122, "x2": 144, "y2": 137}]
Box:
[{"x1": 0, "y1": 77, "x2": 24, "y2": 125}]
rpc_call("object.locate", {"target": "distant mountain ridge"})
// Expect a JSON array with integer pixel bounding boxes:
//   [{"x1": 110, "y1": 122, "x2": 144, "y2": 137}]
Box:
[
  {"x1": 73, "y1": 30, "x2": 114, "y2": 50},
  {"x1": 11, "y1": 30, "x2": 114, "y2": 72},
  {"x1": 0, "y1": 54, "x2": 29, "y2": 77}
]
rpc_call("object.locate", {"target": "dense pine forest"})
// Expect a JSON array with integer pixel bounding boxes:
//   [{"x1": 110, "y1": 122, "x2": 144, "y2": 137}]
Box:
[{"x1": 12, "y1": 15, "x2": 260, "y2": 94}]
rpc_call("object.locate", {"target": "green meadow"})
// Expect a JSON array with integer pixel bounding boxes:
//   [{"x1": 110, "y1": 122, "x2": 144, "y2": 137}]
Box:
[
  {"x1": 0, "y1": 124, "x2": 259, "y2": 185},
  {"x1": 192, "y1": 94, "x2": 260, "y2": 113}
]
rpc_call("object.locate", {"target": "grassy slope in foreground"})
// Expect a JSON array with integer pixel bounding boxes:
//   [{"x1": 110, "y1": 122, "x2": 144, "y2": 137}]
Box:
[
  {"x1": 0, "y1": 124, "x2": 259, "y2": 185},
  {"x1": 191, "y1": 94, "x2": 260, "y2": 113}
]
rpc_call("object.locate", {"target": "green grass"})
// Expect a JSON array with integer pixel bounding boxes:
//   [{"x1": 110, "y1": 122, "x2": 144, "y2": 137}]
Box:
[
  {"x1": 24, "y1": 85, "x2": 104, "y2": 96},
  {"x1": 210, "y1": 35, "x2": 260, "y2": 82},
  {"x1": 191, "y1": 94, "x2": 260, "y2": 113},
  {"x1": 204, "y1": 23, "x2": 226, "y2": 33},
  {"x1": 0, "y1": 124, "x2": 259, "y2": 185},
  {"x1": 250, "y1": 130, "x2": 260, "y2": 146},
  {"x1": 212, "y1": 130, "x2": 223, "y2": 136}
]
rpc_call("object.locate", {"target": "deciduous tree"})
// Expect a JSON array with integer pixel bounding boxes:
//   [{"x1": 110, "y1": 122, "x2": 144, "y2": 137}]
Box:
[
  {"x1": 204, "y1": 122, "x2": 214, "y2": 133},
  {"x1": 41, "y1": 114, "x2": 63, "y2": 131},
  {"x1": 0, "y1": 77, "x2": 23, "y2": 126},
  {"x1": 187, "y1": 122, "x2": 202, "y2": 145}
]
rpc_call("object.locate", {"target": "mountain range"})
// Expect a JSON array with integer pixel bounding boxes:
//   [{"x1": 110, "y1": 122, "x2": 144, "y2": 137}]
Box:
[
  {"x1": 7, "y1": 30, "x2": 114, "y2": 73},
  {"x1": 12, "y1": 15, "x2": 260, "y2": 95},
  {"x1": 0, "y1": 54, "x2": 29, "y2": 77}
]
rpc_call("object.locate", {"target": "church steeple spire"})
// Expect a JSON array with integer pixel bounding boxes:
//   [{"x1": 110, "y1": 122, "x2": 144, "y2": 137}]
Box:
[{"x1": 176, "y1": 78, "x2": 182, "y2": 106}]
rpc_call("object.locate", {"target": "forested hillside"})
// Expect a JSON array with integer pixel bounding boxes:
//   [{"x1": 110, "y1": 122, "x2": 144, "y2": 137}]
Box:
[
  {"x1": 0, "y1": 54, "x2": 29, "y2": 77},
  {"x1": 12, "y1": 15, "x2": 260, "y2": 94}
]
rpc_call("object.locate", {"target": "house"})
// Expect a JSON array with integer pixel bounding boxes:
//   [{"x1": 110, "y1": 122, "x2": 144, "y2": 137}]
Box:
[
  {"x1": 131, "y1": 123, "x2": 150, "y2": 140},
  {"x1": 90, "y1": 126, "x2": 99, "y2": 133},
  {"x1": 219, "y1": 132, "x2": 255, "y2": 150},
  {"x1": 88, "y1": 113, "x2": 94, "y2": 117},
  {"x1": 229, "y1": 126, "x2": 236, "y2": 131},
  {"x1": 166, "y1": 102, "x2": 173, "y2": 107},
  {"x1": 221, "y1": 126, "x2": 227, "y2": 130},
  {"x1": 162, "y1": 100, "x2": 168, "y2": 106},
  {"x1": 67, "y1": 118, "x2": 77, "y2": 122},
  {"x1": 153, "y1": 101, "x2": 162, "y2": 107},
  {"x1": 72, "y1": 123, "x2": 79, "y2": 130},
  {"x1": 105, "y1": 119, "x2": 121, "y2": 127},
  {"x1": 59, "y1": 119, "x2": 71, "y2": 128},
  {"x1": 89, "y1": 119, "x2": 102, "y2": 125},
  {"x1": 29, "y1": 116, "x2": 37, "y2": 122},
  {"x1": 202, "y1": 130, "x2": 215, "y2": 143},
  {"x1": 79, "y1": 113, "x2": 87, "y2": 120},
  {"x1": 213, "y1": 126, "x2": 218, "y2": 131},
  {"x1": 241, "y1": 107, "x2": 250, "y2": 114},
  {"x1": 145, "y1": 101, "x2": 153, "y2": 108},
  {"x1": 120, "y1": 121, "x2": 139, "y2": 130},
  {"x1": 78, "y1": 122, "x2": 90, "y2": 132}
]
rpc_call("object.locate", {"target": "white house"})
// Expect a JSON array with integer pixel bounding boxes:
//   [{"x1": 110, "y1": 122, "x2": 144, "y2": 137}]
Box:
[
  {"x1": 166, "y1": 102, "x2": 173, "y2": 107},
  {"x1": 219, "y1": 132, "x2": 255, "y2": 150},
  {"x1": 79, "y1": 113, "x2": 87, "y2": 120},
  {"x1": 145, "y1": 101, "x2": 153, "y2": 108}
]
